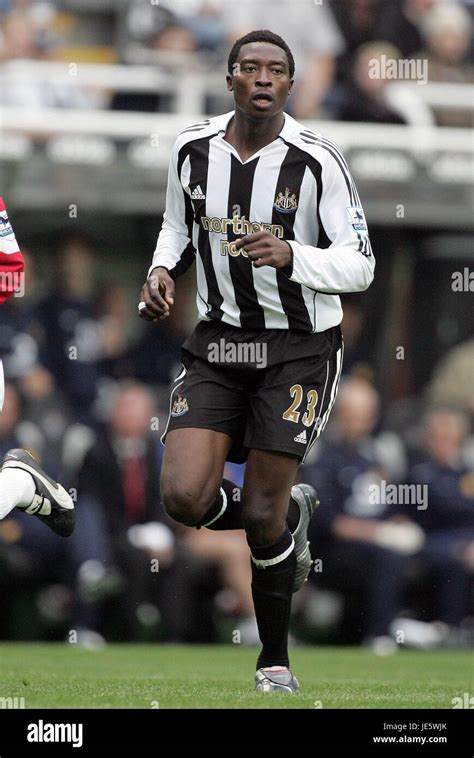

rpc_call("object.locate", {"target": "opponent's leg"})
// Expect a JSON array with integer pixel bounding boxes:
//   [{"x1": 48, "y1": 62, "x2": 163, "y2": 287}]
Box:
[
  {"x1": 1, "y1": 449, "x2": 74, "y2": 536},
  {"x1": 241, "y1": 449, "x2": 300, "y2": 692},
  {"x1": 0, "y1": 467, "x2": 35, "y2": 519}
]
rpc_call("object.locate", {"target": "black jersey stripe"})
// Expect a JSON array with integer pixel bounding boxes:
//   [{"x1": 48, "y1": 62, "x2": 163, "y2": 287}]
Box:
[
  {"x1": 317, "y1": 136, "x2": 362, "y2": 206},
  {"x1": 300, "y1": 132, "x2": 359, "y2": 206},
  {"x1": 303, "y1": 134, "x2": 373, "y2": 257},
  {"x1": 305, "y1": 141, "x2": 371, "y2": 260},
  {"x1": 300, "y1": 137, "x2": 355, "y2": 205},
  {"x1": 183, "y1": 136, "x2": 224, "y2": 320},
  {"x1": 316, "y1": 135, "x2": 363, "y2": 208},
  {"x1": 226, "y1": 155, "x2": 266, "y2": 329},
  {"x1": 283, "y1": 140, "x2": 332, "y2": 250},
  {"x1": 272, "y1": 145, "x2": 313, "y2": 331}
]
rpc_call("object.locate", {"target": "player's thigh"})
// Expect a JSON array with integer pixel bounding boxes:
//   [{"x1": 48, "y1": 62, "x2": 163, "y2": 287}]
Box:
[
  {"x1": 160, "y1": 355, "x2": 248, "y2": 521},
  {"x1": 161, "y1": 427, "x2": 231, "y2": 510}
]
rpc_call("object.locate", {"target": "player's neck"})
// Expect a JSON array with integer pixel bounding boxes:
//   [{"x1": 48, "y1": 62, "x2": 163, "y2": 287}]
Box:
[{"x1": 224, "y1": 110, "x2": 285, "y2": 162}]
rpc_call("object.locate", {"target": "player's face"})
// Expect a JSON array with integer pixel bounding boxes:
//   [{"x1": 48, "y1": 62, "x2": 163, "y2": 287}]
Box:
[{"x1": 227, "y1": 42, "x2": 293, "y2": 120}]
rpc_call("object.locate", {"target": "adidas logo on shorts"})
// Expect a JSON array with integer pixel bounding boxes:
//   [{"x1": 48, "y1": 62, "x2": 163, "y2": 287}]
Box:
[{"x1": 294, "y1": 430, "x2": 307, "y2": 444}]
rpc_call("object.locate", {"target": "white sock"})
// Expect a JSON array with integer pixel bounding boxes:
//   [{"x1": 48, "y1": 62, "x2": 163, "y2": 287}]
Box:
[{"x1": 0, "y1": 469, "x2": 36, "y2": 519}]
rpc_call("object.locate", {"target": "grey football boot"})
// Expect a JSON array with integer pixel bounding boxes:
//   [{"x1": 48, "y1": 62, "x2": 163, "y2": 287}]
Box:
[
  {"x1": 290, "y1": 483, "x2": 319, "y2": 592},
  {"x1": 255, "y1": 667, "x2": 299, "y2": 693}
]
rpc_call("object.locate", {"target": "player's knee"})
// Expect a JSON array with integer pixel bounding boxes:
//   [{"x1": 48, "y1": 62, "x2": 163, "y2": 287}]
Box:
[{"x1": 161, "y1": 484, "x2": 206, "y2": 527}]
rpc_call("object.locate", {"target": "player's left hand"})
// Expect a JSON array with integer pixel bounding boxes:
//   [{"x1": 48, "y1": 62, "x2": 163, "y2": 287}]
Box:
[{"x1": 234, "y1": 232, "x2": 293, "y2": 269}]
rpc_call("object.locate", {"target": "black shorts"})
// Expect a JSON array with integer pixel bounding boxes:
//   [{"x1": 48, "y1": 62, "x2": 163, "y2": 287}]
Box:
[{"x1": 162, "y1": 325, "x2": 343, "y2": 463}]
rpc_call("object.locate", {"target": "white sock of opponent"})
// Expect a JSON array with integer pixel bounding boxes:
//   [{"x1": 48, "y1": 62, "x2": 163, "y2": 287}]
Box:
[{"x1": 0, "y1": 469, "x2": 36, "y2": 519}]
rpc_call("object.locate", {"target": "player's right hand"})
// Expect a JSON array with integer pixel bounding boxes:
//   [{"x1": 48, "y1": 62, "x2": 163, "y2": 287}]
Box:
[{"x1": 138, "y1": 266, "x2": 175, "y2": 321}]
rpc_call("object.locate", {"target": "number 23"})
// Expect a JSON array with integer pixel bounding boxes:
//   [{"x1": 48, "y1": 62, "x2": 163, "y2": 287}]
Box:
[{"x1": 282, "y1": 384, "x2": 318, "y2": 427}]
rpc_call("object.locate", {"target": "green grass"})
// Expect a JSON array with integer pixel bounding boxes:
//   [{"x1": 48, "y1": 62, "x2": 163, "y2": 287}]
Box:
[{"x1": 0, "y1": 644, "x2": 471, "y2": 709}]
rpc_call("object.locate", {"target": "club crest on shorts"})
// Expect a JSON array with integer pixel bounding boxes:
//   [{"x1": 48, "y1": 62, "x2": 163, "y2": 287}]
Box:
[
  {"x1": 273, "y1": 188, "x2": 298, "y2": 213},
  {"x1": 171, "y1": 395, "x2": 189, "y2": 417}
]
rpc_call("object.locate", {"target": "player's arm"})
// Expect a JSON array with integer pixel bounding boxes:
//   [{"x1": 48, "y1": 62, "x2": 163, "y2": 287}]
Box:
[
  {"x1": 0, "y1": 197, "x2": 24, "y2": 305},
  {"x1": 282, "y1": 153, "x2": 375, "y2": 292},
  {"x1": 139, "y1": 139, "x2": 196, "y2": 321}
]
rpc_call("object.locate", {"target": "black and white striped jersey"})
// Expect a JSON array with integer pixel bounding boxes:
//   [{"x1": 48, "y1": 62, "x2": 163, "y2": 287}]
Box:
[{"x1": 149, "y1": 110, "x2": 374, "y2": 333}]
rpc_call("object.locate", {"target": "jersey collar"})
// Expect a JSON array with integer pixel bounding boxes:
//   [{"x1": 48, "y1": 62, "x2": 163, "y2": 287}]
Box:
[{"x1": 217, "y1": 110, "x2": 297, "y2": 142}]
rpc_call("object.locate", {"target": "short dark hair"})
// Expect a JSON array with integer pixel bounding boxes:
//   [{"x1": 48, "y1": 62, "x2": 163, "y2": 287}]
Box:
[{"x1": 228, "y1": 30, "x2": 295, "y2": 79}]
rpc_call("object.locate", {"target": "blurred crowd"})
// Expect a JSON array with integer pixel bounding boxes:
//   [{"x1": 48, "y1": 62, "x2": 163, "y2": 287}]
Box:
[
  {"x1": 0, "y1": 0, "x2": 473, "y2": 126},
  {"x1": 0, "y1": 233, "x2": 473, "y2": 651}
]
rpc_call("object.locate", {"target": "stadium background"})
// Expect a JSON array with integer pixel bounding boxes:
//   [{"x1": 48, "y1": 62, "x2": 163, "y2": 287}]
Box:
[{"x1": 0, "y1": 0, "x2": 473, "y2": 656}]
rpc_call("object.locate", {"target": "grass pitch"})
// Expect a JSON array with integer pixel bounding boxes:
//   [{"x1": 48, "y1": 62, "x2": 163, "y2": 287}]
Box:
[{"x1": 0, "y1": 643, "x2": 471, "y2": 709}]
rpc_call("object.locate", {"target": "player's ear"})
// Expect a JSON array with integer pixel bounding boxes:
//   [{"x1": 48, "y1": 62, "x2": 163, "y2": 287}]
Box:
[
  {"x1": 226, "y1": 74, "x2": 233, "y2": 92},
  {"x1": 288, "y1": 78, "x2": 294, "y2": 95}
]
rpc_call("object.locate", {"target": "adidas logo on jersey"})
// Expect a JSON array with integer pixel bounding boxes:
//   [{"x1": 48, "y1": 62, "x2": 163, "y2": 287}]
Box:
[
  {"x1": 191, "y1": 185, "x2": 205, "y2": 200},
  {"x1": 294, "y1": 430, "x2": 307, "y2": 444}
]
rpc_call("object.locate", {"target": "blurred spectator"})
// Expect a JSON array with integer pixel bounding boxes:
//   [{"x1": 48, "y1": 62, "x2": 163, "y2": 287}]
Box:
[
  {"x1": 0, "y1": 248, "x2": 72, "y2": 460},
  {"x1": 31, "y1": 234, "x2": 103, "y2": 424},
  {"x1": 304, "y1": 378, "x2": 414, "y2": 647},
  {"x1": 98, "y1": 284, "x2": 133, "y2": 380},
  {"x1": 410, "y1": 408, "x2": 474, "y2": 534},
  {"x1": 223, "y1": 0, "x2": 346, "y2": 118},
  {"x1": 76, "y1": 381, "x2": 217, "y2": 642},
  {"x1": 0, "y1": 256, "x2": 39, "y2": 389},
  {"x1": 0, "y1": 5, "x2": 97, "y2": 108},
  {"x1": 151, "y1": 21, "x2": 197, "y2": 56},
  {"x1": 304, "y1": 377, "x2": 469, "y2": 649},
  {"x1": 425, "y1": 338, "x2": 474, "y2": 415},
  {"x1": 375, "y1": 0, "x2": 437, "y2": 58},
  {"x1": 119, "y1": 267, "x2": 193, "y2": 389},
  {"x1": 113, "y1": 3, "x2": 198, "y2": 111},
  {"x1": 118, "y1": 0, "x2": 174, "y2": 59},
  {"x1": 331, "y1": 0, "x2": 381, "y2": 85},
  {"x1": 340, "y1": 294, "x2": 373, "y2": 379},
  {"x1": 118, "y1": 0, "x2": 198, "y2": 65},
  {"x1": 407, "y1": 408, "x2": 474, "y2": 641},
  {"x1": 123, "y1": 317, "x2": 184, "y2": 389},
  {"x1": 120, "y1": 1, "x2": 226, "y2": 62},
  {"x1": 418, "y1": 1, "x2": 474, "y2": 126},
  {"x1": 338, "y1": 42, "x2": 409, "y2": 123},
  {"x1": 172, "y1": 1, "x2": 226, "y2": 54}
]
